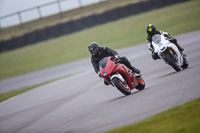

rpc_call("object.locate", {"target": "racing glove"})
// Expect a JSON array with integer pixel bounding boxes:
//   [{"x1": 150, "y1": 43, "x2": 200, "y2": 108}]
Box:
[
  {"x1": 114, "y1": 54, "x2": 119, "y2": 58},
  {"x1": 97, "y1": 71, "x2": 101, "y2": 78}
]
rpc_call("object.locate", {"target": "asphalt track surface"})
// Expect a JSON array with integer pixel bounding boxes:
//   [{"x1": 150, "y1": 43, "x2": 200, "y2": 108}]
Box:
[{"x1": 0, "y1": 30, "x2": 200, "y2": 133}]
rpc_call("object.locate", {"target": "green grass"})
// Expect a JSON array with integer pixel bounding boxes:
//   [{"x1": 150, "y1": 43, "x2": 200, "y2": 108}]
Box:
[
  {"x1": 106, "y1": 98, "x2": 200, "y2": 133},
  {"x1": 0, "y1": 0, "x2": 200, "y2": 80},
  {"x1": 0, "y1": 75, "x2": 71, "y2": 102},
  {"x1": 0, "y1": 84, "x2": 44, "y2": 102}
]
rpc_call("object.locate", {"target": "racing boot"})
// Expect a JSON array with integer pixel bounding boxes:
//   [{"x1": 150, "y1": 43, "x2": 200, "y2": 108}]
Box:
[
  {"x1": 169, "y1": 38, "x2": 184, "y2": 52},
  {"x1": 131, "y1": 67, "x2": 141, "y2": 77},
  {"x1": 175, "y1": 43, "x2": 184, "y2": 52},
  {"x1": 104, "y1": 79, "x2": 109, "y2": 85},
  {"x1": 174, "y1": 42, "x2": 187, "y2": 58}
]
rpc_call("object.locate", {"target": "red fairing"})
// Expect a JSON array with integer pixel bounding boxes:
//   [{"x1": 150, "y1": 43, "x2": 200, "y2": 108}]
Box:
[{"x1": 99, "y1": 57, "x2": 138, "y2": 90}]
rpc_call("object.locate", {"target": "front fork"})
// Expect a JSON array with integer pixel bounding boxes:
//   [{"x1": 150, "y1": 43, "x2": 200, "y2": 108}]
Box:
[{"x1": 161, "y1": 48, "x2": 177, "y2": 62}]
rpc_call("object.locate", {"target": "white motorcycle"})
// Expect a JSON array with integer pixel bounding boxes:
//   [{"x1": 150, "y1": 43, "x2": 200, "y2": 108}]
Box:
[{"x1": 152, "y1": 34, "x2": 188, "y2": 71}]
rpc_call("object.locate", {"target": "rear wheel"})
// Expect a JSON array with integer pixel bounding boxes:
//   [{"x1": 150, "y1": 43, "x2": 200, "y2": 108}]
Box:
[
  {"x1": 111, "y1": 77, "x2": 131, "y2": 95},
  {"x1": 181, "y1": 58, "x2": 189, "y2": 69},
  {"x1": 165, "y1": 54, "x2": 181, "y2": 71},
  {"x1": 135, "y1": 77, "x2": 145, "y2": 90}
]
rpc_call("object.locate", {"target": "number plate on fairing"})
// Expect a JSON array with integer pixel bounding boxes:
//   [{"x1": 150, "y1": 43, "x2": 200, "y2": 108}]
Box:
[{"x1": 158, "y1": 43, "x2": 163, "y2": 47}]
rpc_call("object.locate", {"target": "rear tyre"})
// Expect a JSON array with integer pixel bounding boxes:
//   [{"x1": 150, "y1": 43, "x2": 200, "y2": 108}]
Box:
[
  {"x1": 135, "y1": 77, "x2": 145, "y2": 90},
  {"x1": 165, "y1": 54, "x2": 181, "y2": 71},
  {"x1": 111, "y1": 77, "x2": 131, "y2": 95},
  {"x1": 181, "y1": 58, "x2": 189, "y2": 69}
]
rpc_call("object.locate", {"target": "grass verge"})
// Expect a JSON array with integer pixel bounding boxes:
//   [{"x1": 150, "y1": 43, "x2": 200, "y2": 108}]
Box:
[
  {"x1": 0, "y1": 75, "x2": 71, "y2": 102},
  {"x1": 0, "y1": 0, "x2": 200, "y2": 80},
  {"x1": 106, "y1": 98, "x2": 200, "y2": 133},
  {"x1": 0, "y1": 84, "x2": 45, "y2": 102}
]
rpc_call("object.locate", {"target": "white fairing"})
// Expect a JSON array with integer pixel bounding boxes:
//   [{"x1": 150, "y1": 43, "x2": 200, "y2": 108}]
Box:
[
  {"x1": 152, "y1": 34, "x2": 183, "y2": 66},
  {"x1": 110, "y1": 74, "x2": 125, "y2": 86}
]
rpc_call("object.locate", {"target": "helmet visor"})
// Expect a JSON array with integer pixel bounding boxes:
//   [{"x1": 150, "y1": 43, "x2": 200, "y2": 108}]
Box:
[{"x1": 90, "y1": 47, "x2": 98, "y2": 55}]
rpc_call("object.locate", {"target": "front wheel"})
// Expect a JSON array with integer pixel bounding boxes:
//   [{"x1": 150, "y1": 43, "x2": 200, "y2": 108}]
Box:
[
  {"x1": 111, "y1": 77, "x2": 131, "y2": 95},
  {"x1": 165, "y1": 54, "x2": 181, "y2": 71}
]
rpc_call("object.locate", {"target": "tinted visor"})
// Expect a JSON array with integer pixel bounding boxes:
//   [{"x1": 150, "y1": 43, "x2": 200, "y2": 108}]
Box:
[{"x1": 90, "y1": 47, "x2": 98, "y2": 55}]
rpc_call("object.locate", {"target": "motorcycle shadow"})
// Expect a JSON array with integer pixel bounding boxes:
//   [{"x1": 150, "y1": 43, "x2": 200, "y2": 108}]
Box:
[
  {"x1": 159, "y1": 66, "x2": 191, "y2": 78},
  {"x1": 108, "y1": 89, "x2": 144, "y2": 102},
  {"x1": 160, "y1": 71, "x2": 177, "y2": 78}
]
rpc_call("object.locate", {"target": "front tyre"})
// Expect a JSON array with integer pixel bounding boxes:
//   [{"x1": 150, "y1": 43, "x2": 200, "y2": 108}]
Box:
[
  {"x1": 165, "y1": 54, "x2": 181, "y2": 71},
  {"x1": 111, "y1": 77, "x2": 131, "y2": 95}
]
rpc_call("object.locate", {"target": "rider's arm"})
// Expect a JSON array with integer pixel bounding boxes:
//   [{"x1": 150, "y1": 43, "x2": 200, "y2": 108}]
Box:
[
  {"x1": 147, "y1": 42, "x2": 154, "y2": 52},
  {"x1": 161, "y1": 31, "x2": 172, "y2": 39},
  {"x1": 91, "y1": 58, "x2": 99, "y2": 74},
  {"x1": 147, "y1": 36, "x2": 154, "y2": 52},
  {"x1": 104, "y1": 47, "x2": 118, "y2": 57}
]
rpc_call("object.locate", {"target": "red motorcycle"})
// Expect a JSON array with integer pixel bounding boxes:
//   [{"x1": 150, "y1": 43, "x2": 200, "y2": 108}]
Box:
[{"x1": 99, "y1": 56, "x2": 145, "y2": 95}]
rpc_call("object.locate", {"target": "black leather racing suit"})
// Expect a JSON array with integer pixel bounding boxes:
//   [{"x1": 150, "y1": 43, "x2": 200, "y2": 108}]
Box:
[
  {"x1": 90, "y1": 47, "x2": 140, "y2": 74},
  {"x1": 147, "y1": 31, "x2": 183, "y2": 60}
]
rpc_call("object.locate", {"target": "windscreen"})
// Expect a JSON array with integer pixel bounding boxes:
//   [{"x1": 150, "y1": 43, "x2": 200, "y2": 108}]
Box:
[
  {"x1": 99, "y1": 57, "x2": 107, "y2": 68},
  {"x1": 152, "y1": 34, "x2": 161, "y2": 44}
]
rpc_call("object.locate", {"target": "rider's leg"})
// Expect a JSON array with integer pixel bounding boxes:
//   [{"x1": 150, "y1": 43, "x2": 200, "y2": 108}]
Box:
[
  {"x1": 169, "y1": 38, "x2": 184, "y2": 52},
  {"x1": 119, "y1": 56, "x2": 141, "y2": 74}
]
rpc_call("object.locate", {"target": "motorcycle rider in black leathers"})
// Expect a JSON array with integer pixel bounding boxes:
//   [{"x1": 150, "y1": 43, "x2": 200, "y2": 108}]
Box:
[
  {"x1": 88, "y1": 42, "x2": 141, "y2": 85},
  {"x1": 146, "y1": 24, "x2": 185, "y2": 60}
]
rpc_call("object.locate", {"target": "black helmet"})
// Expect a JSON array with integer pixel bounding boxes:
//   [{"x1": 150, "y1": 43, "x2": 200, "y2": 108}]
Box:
[
  {"x1": 146, "y1": 24, "x2": 156, "y2": 36},
  {"x1": 88, "y1": 42, "x2": 100, "y2": 55}
]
